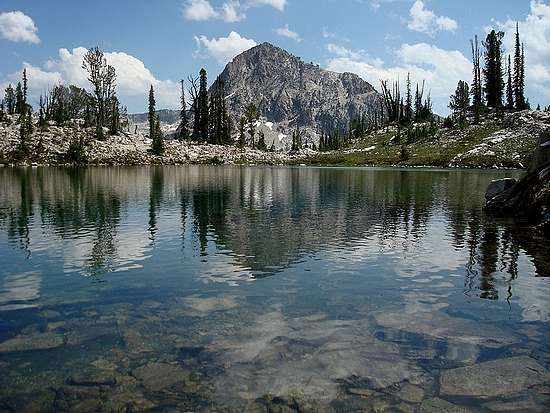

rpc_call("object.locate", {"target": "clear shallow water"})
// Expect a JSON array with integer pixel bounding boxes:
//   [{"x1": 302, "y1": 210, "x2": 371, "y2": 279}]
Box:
[{"x1": 0, "y1": 165, "x2": 548, "y2": 412}]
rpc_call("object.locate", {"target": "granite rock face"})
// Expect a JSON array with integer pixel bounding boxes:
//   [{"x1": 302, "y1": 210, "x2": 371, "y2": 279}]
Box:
[{"x1": 211, "y1": 42, "x2": 384, "y2": 146}]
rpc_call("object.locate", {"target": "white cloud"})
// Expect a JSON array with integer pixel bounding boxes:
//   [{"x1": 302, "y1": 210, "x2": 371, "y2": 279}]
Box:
[
  {"x1": 408, "y1": 1, "x2": 458, "y2": 36},
  {"x1": 0, "y1": 11, "x2": 40, "y2": 44},
  {"x1": 275, "y1": 24, "x2": 301, "y2": 42},
  {"x1": 182, "y1": 0, "x2": 285, "y2": 22},
  {"x1": 1, "y1": 47, "x2": 179, "y2": 109},
  {"x1": 183, "y1": 0, "x2": 218, "y2": 21},
  {"x1": 494, "y1": 0, "x2": 550, "y2": 102},
  {"x1": 326, "y1": 42, "x2": 472, "y2": 115},
  {"x1": 248, "y1": 0, "x2": 287, "y2": 11},
  {"x1": 221, "y1": 0, "x2": 246, "y2": 22},
  {"x1": 327, "y1": 44, "x2": 383, "y2": 66},
  {"x1": 194, "y1": 31, "x2": 257, "y2": 64}
]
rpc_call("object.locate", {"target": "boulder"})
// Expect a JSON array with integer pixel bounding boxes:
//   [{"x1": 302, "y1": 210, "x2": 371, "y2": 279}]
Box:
[
  {"x1": 439, "y1": 356, "x2": 549, "y2": 398},
  {"x1": 529, "y1": 129, "x2": 550, "y2": 173},
  {"x1": 485, "y1": 178, "x2": 517, "y2": 201},
  {"x1": 485, "y1": 128, "x2": 550, "y2": 233}
]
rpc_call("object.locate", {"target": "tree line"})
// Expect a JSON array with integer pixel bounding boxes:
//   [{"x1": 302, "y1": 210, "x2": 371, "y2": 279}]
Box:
[{"x1": 449, "y1": 24, "x2": 531, "y2": 127}]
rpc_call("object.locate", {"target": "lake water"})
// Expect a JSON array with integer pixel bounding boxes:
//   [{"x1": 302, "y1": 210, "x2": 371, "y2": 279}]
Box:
[{"x1": 0, "y1": 166, "x2": 549, "y2": 412}]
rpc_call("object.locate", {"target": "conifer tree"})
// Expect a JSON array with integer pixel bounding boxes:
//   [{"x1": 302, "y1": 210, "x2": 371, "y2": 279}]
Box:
[
  {"x1": 177, "y1": 80, "x2": 189, "y2": 141},
  {"x1": 22, "y1": 69, "x2": 28, "y2": 105},
  {"x1": 152, "y1": 115, "x2": 164, "y2": 155},
  {"x1": 244, "y1": 103, "x2": 260, "y2": 148},
  {"x1": 15, "y1": 82, "x2": 24, "y2": 115},
  {"x1": 38, "y1": 95, "x2": 46, "y2": 128},
  {"x1": 405, "y1": 73, "x2": 412, "y2": 123},
  {"x1": 449, "y1": 80, "x2": 470, "y2": 128},
  {"x1": 148, "y1": 85, "x2": 156, "y2": 142},
  {"x1": 109, "y1": 96, "x2": 120, "y2": 135},
  {"x1": 238, "y1": 116, "x2": 246, "y2": 148},
  {"x1": 506, "y1": 55, "x2": 514, "y2": 110},
  {"x1": 148, "y1": 85, "x2": 164, "y2": 155},
  {"x1": 470, "y1": 35, "x2": 483, "y2": 123},
  {"x1": 82, "y1": 47, "x2": 117, "y2": 140},
  {"x1": 513, "y1": 23, "x2": 526, "y2": 111},
  {"x1": 257, "y1": 130, "x2": 267, "y2": 151},
  {"x1": 483, "y1": 30, "x2": 505, "y2": 109},
  {"x1": 4, "y1": 84, "x2": 16, "y2": 115},
  {"x1": 198, "y1": 68, "x2": 209, "y2": 142}
]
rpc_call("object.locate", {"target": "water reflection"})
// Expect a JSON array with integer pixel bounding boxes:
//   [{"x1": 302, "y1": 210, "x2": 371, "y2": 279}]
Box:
[
  {"x1": 1, "y1": 166, "x2": 549, "y2": 411},
  {"x1": 0, "y1": 166, "x2": 547, "y2": 296}
]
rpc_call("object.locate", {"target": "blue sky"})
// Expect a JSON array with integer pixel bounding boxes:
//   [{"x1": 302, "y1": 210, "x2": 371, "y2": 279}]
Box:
[{"x1": 0, "y1": 0, "x2": 548, "y2": 114}]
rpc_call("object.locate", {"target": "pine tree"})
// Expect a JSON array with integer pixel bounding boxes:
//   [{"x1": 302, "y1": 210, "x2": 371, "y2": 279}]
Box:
[
  {"x1": 198, "y1": 68, "x2": 209, "y2": 143},
  {"x1": 82, "y1": 47, "x2": 117, "y2": 140},
  {"x1": 22, "y1": 69, "x2": 28, "y2": 105},
  {"x1": 177, "y1": 80, "x2": 189, "y2": 141},
  {"x1": 405, "y1": 73, "x2": 412, "y2": 123},
  {"x1": 257, "y1": 130, "x2": 267, "y2": 151},
  {"x1": 15, "y1": 82, "x2": 24, "y2": 115},
  {"x1": 449, "y1": 80, "x2": 470, "y2": 128},
  {"x1": 4, "y1": 84, "x2": 16, "y2": 115},
  {"x1": 152, "y1": 115, "x2": 164, "y2": 155},
  {"x1": 471, "y1": 35, "x2": 483, "y2": 123},
  {"x1": 148, "y1": 85, "x2": 156, "y2": 142},
  {"x1": 38, "y1": 94, "x2": 46, "y2": 128},
  {"x1": 244, "y1": 103, "x2": 260, "y2": 148},
  {"x1": 483, "y1": 30, "x2": 505, "y2": 109},
  {"x1": 238, "y1": 116, "x2": 246, "y2": 148},
  {"x1": 506, "y1": 55, "x2": 514, "y2": 110},
  {"x1": 109, "y1": 96, "x2": 120, "y2": 135},
  {"x1": 513, "y1": 23, "x2": 526, "y2": 111}
]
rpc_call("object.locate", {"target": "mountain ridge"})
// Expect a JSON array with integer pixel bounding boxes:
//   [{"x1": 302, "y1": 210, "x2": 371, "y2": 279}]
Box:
[{"x1": 212, "y1": 42, "x2": 383, "y2": 135}]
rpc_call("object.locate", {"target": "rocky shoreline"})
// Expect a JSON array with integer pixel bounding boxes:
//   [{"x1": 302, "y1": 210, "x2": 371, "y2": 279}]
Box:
[
  {"x1": 485, "y1": 129, "x2": 550, "y2": 234},
  {"x1": 1, "y1": 110, "x2": 549, "y2": 169}
]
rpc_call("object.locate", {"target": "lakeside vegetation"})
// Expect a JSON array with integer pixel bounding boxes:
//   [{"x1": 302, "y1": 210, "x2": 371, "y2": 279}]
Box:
[{"x1": 0, "y1": 25, "x2": 548, "y2": 168}]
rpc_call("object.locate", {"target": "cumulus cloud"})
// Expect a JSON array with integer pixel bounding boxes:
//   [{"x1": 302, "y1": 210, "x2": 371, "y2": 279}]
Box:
[
  {"x1": 1, "y1": 47, "x2": 179, "y2": 109},
  {"x1": 194, "y1": 31, "x2": 257, "y2": 64},
  {"x1": 183, "y1": 0, "x2": 218, "y2": 21},
  {"x1": 408, "y1": 1, "x2": 458, "y2": 36},
  {"x1": 183, "y1": 0, "x2": 285, "y2": 22},
  {"x1": 494, "y1": 0, "x2": 550, "y2": 100},
  {"x1": 274, "y1": 24, "x2": 301, "y2": 42},
  {"x1": 0, "y1": 11, "x2": 40, "y2": 44},
  {"x1": 326, "y1": 42, "x2": 472, "y2": 114}
]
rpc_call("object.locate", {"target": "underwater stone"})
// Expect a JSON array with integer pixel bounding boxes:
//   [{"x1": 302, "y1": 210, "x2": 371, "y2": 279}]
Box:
[{"x1": 439, "y1": 356, "x2": 549, "y2": 398}]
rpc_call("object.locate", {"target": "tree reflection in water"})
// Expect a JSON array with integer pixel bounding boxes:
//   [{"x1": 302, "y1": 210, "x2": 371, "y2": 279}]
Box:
[{"x1": 0, "y1": 166, "x2": 547, "y2": 299}]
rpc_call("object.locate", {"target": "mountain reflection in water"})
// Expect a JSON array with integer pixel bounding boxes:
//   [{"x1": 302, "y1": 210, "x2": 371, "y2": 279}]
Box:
[{"x1": 0, "y1": 166, "x2": 548, "y2": 411}]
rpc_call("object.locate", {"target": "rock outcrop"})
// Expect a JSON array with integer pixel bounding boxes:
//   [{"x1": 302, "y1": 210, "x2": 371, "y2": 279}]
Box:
[{"x1": 485, "y1": 128, "x2": 550, "y2": 234}]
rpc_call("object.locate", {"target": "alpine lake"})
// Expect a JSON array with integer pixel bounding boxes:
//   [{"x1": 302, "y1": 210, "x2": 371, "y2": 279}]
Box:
[{"x1": 0, "y1": 165, "x2": 549, "y2": 412}]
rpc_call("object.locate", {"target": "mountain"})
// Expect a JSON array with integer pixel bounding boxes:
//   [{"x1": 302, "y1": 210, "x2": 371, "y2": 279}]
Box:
[
  {"x1": 211, "y1": 42, "x2": 383, "y2": 147},
  {"x1": 128, "y1": 109, "x2": 179, "y2": 125}
]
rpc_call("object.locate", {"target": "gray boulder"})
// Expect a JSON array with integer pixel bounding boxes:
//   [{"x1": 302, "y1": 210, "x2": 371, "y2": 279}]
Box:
[{"x1": 485, "y1": 178, "x2": 517, "y2": 201}]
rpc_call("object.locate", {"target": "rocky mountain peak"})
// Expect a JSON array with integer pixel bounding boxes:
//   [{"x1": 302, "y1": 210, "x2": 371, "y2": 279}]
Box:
[{"x1": 211, "y1": 43, "x2": 383, "y2": 141}]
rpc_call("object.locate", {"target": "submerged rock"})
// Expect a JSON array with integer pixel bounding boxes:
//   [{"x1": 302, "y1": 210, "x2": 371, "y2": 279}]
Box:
[
  {"x1": 439, "y1": 356, "x2": 549, "y2": 398},
  {"x1": 374, "y1": 310, "x2": 517, "y2": 349},
  {"x1": 419, "y1": 398, "x2": 472, "y2": 413},
  {"x1": 0, "y1": 331, "x2": 64, "y2": 353},
  {"x1": 132, "y1": 362, "x2": 188, "y2": 391}
]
